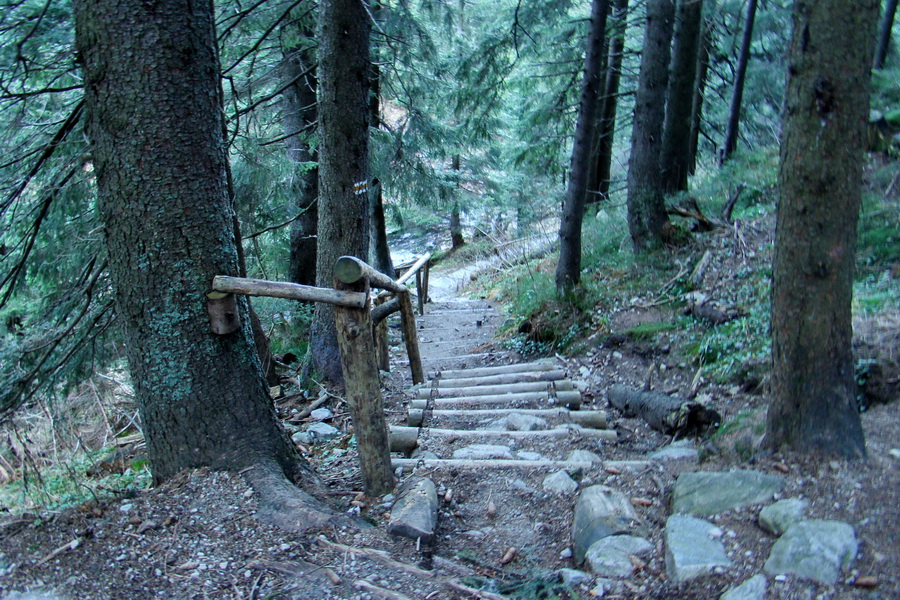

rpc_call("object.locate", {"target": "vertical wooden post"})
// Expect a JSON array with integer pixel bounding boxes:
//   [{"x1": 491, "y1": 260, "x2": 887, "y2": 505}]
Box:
[
  {"x1": 373, "y1": 294, "x2": 390, "y2": 372},
  {"x1": 398, "y1": 290, "x2": 425, "y2": 384},
  {"x1": 333, "y1": 277, "x2": 395, "y2": 496},
  {"x1": 422, "y1": 259, "x2": 430, "y2": 313},
  {"x1": 415, "y1": 271, "x2": 424, "y2": 315}
]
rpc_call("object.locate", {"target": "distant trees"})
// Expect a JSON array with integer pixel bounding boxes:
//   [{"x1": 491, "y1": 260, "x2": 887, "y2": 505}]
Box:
[
  {"x1": 73, "y1": 0, "x2": 330, "y2": 517},
  {"x1": 720, "y1": 0, "x2": 758, "y2": 165},
  {"x1": 309, "y1": 0, "x2": 373, "y2": 384},
  {"x1": 660, "y1": 0, "x2": 704, "y2": 193},
  {"x1": 625, "y1": 0, "x2": 675, "y2": 251},
  {"x1": 767, "y1": 0, "x2": 879, "y2": 459},
  {"x1": 556, "y1": 0, "x2": 610, "y2": 294},
  {"x1": 874, "y1": 0, "x2": 899, "y2": 69}
]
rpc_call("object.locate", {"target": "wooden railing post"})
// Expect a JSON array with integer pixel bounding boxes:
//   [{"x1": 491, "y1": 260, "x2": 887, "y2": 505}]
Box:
[
  {"x1": 373, "y1": 295, "x2": 390, "y2": 373},
  {"x1": 332, "y1": 276, "x2": 394, "y2": 496},
  {"x1": 415, "y1": 270, "x2": 424, "y2": 315},
  {"x1": 398, "y1": 290, "x2": 424, "y2": 385}
]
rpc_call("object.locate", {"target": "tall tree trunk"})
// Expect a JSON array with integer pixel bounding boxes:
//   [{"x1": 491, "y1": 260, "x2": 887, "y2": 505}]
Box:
[
  {"x1": 688, "y1": 6, "x2": 714, "y2": 175},
  {"x1": 590, "y1": 0, "x2": 630, "y2": 204},
  {"x1": 283, "y1": 14, "x2": 319, "y2": 288},
  {"x1": 555, "y1": 0, "x2": 610, "y2": 294},
  {"x1": 660, "y1": 0, "x2": 704, "y2": 193},
  {"x1": 767, "y1": 0, "x2": 879, "y2": 459},
  {"x1": 874, "y1": 0, "x2": 899, "y2": 69},
  {"x1": 626, "y1": 0, "x2": 676, "y2": 252},
  {"x1": 368, "y1": 15, "x2": 396, "y2": 279},
  {"x1": 449, "y1": 154, "x2": 465, "y2": 250},
  {"x1": 720, "y1": 0, "x2": 758, "y2": 165},
  {"x1": 74, "y1": 0, "x2": 325, "y2": 516},
  {"x1": 310, "y1": 0, "x2": 372, "y2": 385}
]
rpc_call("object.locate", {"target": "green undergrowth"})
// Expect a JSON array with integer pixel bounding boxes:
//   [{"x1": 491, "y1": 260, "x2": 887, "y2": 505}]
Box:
[{"x1": 480, "y1": 148, "x2": 899, "y2": 384}]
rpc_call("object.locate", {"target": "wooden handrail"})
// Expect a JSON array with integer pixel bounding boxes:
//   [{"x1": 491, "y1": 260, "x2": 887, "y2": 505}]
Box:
[
  {"x1": 211, "y1": 275, "x2": 367, "y2": 308},
  {"x1": 335, "y1": 256, "x2": 406, "y2": 293},
  {"x1": 395, "y1": 252, "x2": 431, "y2": 286}
]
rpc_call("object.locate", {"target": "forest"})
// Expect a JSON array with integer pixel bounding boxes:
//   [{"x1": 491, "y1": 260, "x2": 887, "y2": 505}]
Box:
[{"x1": 0, "y1": 0, "x2": 899, "y2": 599}]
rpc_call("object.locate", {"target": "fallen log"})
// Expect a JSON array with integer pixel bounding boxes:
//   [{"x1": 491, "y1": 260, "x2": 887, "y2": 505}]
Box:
[{"x1": 607, "y1": 384, "x2": 720, "y2": 436}]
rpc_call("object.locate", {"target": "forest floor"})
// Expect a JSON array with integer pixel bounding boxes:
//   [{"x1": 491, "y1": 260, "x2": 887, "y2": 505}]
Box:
[{"x1": 1, "y1": 213, "x2": 899, "y2": 600}]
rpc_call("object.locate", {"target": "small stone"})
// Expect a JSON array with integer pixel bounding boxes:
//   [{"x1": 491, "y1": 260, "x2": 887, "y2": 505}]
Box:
[
  {"x1": 119, "y1": 503, "x2": 134, "y2": 513},
  {"x1": 136, "y1": 520, "x2": 158, "y2": 534},
  {"x1": 543, "y1": 471, "x2": 579, "y2": 495},
  {"x1": 665, "y1": 515, "x2": 732, "y2": 583},
  {"x1": 291, "y1": 431, "x2": 308, "y2": 445},
  {"x1": 559, "y1": 547, "x2": 573, "y2": 560},
  {"x1": 568, "y1": 450, "x2": 602, "y2": 463},
  {"x1": 452, "y1": 444, "x2": 513, "y2": 460},
  {"x1": 647, "y1": 441, "x2": 699, "y2": 463},
  {"x1": 584, "y1": 535, "x2": 653, "y2": 578},
  {"x1": 759, "y1": 498, "x2": 808, "y2": 536},
  {"x1": 558, "y1": 568, "x2": 592, "y2": 587},
  {"x1": 517, "y1": 451, "x2": 544, "y2": 461},
  {"x1": 719, "y1": 574, "x2": 767, "y2": 600},
  {"x1": 310, "y1": 408, "x2": 334, "y2": 421},
  {"x1": 305, "y1": 422, "x2": 340, "y2": 443},
  {"x1": 888, "y1": 448, "x2": 900, "y2": 459}
]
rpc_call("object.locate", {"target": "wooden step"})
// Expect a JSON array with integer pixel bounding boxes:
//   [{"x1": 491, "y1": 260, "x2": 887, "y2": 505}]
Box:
[
  {"x1": 433, "y1": 370, "x2": 567, "y2": 388},
  {"x1": 416, "y1": 380, "x2": 573, "y2": 399},
  {"x1": 392, "y1": 458, "x2": 596, "y2": 472},
  {"x1": 437, "y1": 361, "x2": 558, "y2": 379},
  {"x1": 410, "y1": 390, "x2": 582, "y2": 410},
  {"x1": 389, "y1": 425, "x2": 616, "y2": 454},
  {"x1": 407, "y1": 408, "x2": 607, "y2": 429}
]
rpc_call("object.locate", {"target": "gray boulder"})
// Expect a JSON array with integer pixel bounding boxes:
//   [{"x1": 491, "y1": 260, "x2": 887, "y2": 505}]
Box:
[
  {"x1": 571, "y1": 485, "x2": 639, "y2": 564},
  {"x1": 388, "y1": 478, "x2": 439, "y2": 543},
  {"x1": 584, "y1": 535, "x2": 653, "y2": 578},
  {"x1": 647, "y1": 440, "x2": 699, "y2": 463},
  {"x1": 672, "y1": 470, "x2": 783, "y2": 516},
  {"x1": 543, "y1": 470, "x2": 579, "y2": 495},
  {"x1": 665, "y1": 514, "x2": 732, "y2": 583},
  {"x1": 763, "y1": 520, "x2": 857, "y2": 585},
  {"x1": 567, "y1": 449, "x2": 602, "y2": 464},
  {"x1": 758, "y1": 498, "x2": 808, "y2": 536},
  {"x1": 720, "y1": 574, "x2": 767, "y2": 600}
]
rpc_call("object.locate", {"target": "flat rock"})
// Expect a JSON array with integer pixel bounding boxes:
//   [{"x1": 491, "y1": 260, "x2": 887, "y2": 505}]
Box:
[
  {"x1": 543, "y1": 470, "x2": 579, "y2": 495},
  {"x1": 388, "y1": 478, "x2": 439, "y2": 543},
  {"x1": 572, "y1": 485, "x2": 639, "y2": 564},
  {"x1": 305, "y1": 422, "x2": 340, "y2": 443},
  {"x1": 763, "y1": 519, "x2": 857, "y2": 585},
  {"x1": 502, "y1": 413, "x2": 548, "y2": 431},
  {"x1": 647, "y1": 441, "x2": 699, "y2": 463},
  {"x1": 672, "y1": 470, "x2": 783, "y2": 516},
  {"x1": 665, "y1": 514, "x2": 732, "y2": 583},
  {"x1": 451, "y1": 444, "x2": 514, "y2": 460},
  {"x1": 720, "y1": 574, "x2": 767, "y2": 600},
  {"x1": 567, "y1": 449, "x2": 602, "y2": 463},
  {"x1": 309, "y1": 408, "x2": 333, "y2": 421},
  {"x1": 517, "y1": 450, "x2": 544, "y2": 461},
  {"x1": 758, "y1": 498, "x2": 808, "y2": 536},
  {"x1": 557, "y1": 568, "x2": 592, "y2": 587},
  {"x1": 584, "y1": 535, "x2": 653, "y2": 578}
]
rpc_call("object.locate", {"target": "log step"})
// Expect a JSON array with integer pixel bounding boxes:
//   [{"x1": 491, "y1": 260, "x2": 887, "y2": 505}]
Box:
[
  {"x1": 392, "y1": 458, "x2": 596, "y2": 472},
  {"x1": 389, "y1": 426, "x2": 616, "y2": 454},
  {"x1": 409, "y1": 390, "x2": 582, "y2": 410},
  {"x1": 437, "y1": 361, "x2": 558, "y2": 379},
  {"x1": 433, "y1": 370, "x2": 568, "y2": 388},
  {"x1": 417, "y1": 380, "x2": 573, "y2": 399},
  {"x1": 407, "y1": 408, "x2": 607, "y2": 429}
]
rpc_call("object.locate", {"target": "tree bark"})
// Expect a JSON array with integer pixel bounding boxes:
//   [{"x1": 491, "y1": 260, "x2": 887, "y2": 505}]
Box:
[
  {"x1": 555, "y1": 0, "x2": 610, "y2": 294},
  {"x1": 310, "y1": 0, "x2": 372, "y2": 385},
  {"x1": 767, "y1": 0, "x2": 879, "y2": 459},
  {"x1": 449, "y1": 155, "x2": 465, "y2": 250},
  {"x1": 660, "y1": 0, "x2": 704, "y2": 193},
  {"x1": 589, "y1": 0, "x2": 630, "y2": 204},
  {"x1": 626, "y1": 0, "x2": 676, "y2": 251},
  {"x1": 874, "y1": 0, "x2": 899, "y2": 69},
  {"x1": 720, "y1": 0, "x2": 758, "y2": 165},
  {"x1": 282, "y1": 13, "x2": 319, "y2": 288},
  {"x1": 74, "y1": 0, "x2": 321, "y2": 507}
]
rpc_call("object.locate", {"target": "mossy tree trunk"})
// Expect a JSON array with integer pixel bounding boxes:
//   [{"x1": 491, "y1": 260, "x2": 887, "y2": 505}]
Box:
[
  {"x1": 74, "y1": 0, "x2": 316, "y2": 495},
  {"x1": 283, "y1": 11, "x2": 320, "y2": 288},
  {"x1": 310, "y1": 0, "x2": 372, "y2": 384},
  {"x1": 555, "y1": 0, "x2": 610, "y2": 294},
  {"x1": 688, "y1": 6, "x2": 714, "y2": 175},
  {"x1": 660, "y1": 0, "x2": 704, "y2": 194},
  {"x1": 626, "y1": 0, "x2": 675, "y2": 251},
  {"x1": 767, "y1": 0, "x2": 879, "y2": 459}
]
